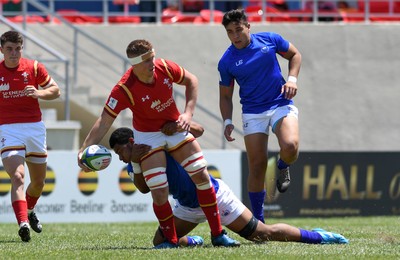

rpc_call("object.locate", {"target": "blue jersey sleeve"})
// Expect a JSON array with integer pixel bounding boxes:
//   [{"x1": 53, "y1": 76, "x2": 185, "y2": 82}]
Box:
[
  {"x1": 266, "y1": 32, "x2": 290, "y2": 53},
  {"x1": 218, "y1": 49, "x2": 235, "y2": 87}
]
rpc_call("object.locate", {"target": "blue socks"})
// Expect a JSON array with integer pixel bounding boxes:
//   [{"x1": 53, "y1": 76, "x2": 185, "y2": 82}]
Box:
[
  {"x1": 248, "y1": 190, "x2": 266, "y2": 223},
  {"x1": 299, "y1": 229, "x2": 323, "y2": 244},
  {"x1": 277, "y1": 158, "x2": 290, "y2": 170}
]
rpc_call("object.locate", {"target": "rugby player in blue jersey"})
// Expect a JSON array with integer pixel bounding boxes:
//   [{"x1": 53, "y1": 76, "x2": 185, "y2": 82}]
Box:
[
  {"x1": 109, "y1": 124, "x2": 348, "y2": 248},
  {"x1": 218, "y1": 9, "x2": 302, "y2": 223}
]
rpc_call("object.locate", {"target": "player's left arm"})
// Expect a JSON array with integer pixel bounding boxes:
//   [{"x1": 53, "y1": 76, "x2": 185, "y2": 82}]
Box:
[
  {"x1": 280, "y1": 42, "x2": 302, "y2": 100},
  {"x1": 24, "y1": 79, "x2": 60, "y2": 100},
  {"x1": 176, "y1": 69, "x2": 198, "y2": 133}
]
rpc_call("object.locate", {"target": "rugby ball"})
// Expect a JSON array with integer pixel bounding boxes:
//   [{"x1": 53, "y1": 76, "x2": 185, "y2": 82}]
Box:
[{"x1": 81, "y1": 144, "x2": 112, "y2": 171}]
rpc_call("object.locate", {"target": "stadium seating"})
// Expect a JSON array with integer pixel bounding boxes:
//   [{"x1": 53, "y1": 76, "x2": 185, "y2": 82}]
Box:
[
  {"x1": 161, "y1": 7, "x2": 198, "y2": 23},
  {"x1": 245, "y1": 5, "x2": 307, "y2": 22},
  {"x1": 108, "y1": 15, "x2": 141, "y2": 23},
  {"x1": 6, "y1": 15, "x2": 48, "y2": 23},
  {"x1": 341, "y1": 1, "x2": 400, "y2": 22},
  {"x1": 193, "y1": 9, "x2": 224, "y2": 23},
  {"x1": 55, "y1": 9, "x2": 103, "y2": 24}
]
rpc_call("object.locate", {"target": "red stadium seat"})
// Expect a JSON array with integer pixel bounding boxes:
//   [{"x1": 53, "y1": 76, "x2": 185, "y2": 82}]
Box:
[
  {"x1": 109, "y1": 16, "x2": 141, "y2": 23},
  {"x1": 113, "y1": 0, "x2": 138, "y2": 4},
  {"x1": 161, "y1": 8, "x2": 182, "y2": 23},
  {"x1": 161, "y1": 8, "x2": 198, "y2": 23},
  {"x1": 245, "y1": 5, "x2": 263, "y2": 22},
  {"x1": 358, "y1": 0, "x2": 390, "y2": 13},
  {"x1": 265, "y1": 6, "x2": 292, "y2": 22},
  {"x1": 7, "y1": 15, "x2": 48, "y2": 23},
  {"x1": 245, "y1": 5, "x2": 303, "y2": 22},
  {"x1": 56, "y1": 9, "x2": 102, "y2": 24},
  {"x1": 355, "y1": 1, "x2": 400, "y2": 22},
  {"x1": 194, "y1": 9, "x2": 224, "y2": 23}
]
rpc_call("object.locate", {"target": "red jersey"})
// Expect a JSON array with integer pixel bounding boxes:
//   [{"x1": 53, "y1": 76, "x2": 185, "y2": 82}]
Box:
[
  {"x1": 104, "y1": 59, "x2": 185, "y2": 132},
  {"x1": 0, "y1": 58, "x2": 52, "y2": 125}
]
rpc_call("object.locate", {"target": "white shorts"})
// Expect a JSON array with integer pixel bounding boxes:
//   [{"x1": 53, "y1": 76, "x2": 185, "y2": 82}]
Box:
[
  {"x1": 132, "y1": 129, "x2": 195, "y2": 152},
  {"x1": 172, "y1": 179, "x2": 246, "y2": 226},
  {"x1": 242, "y1": 104, "x2": 298, "y2": 136},
  {"x1": 0, "y1": 122, "x2": 47, "y2": 163}
]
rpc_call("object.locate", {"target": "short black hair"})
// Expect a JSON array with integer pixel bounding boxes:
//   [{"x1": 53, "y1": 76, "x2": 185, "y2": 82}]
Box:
[
  {"x1": 0, "y1": 30, "x2": 23, "y2": 47},
  {"x1": 222, "y1": 9, "x2": 249, "y2": 28},
  {"x1": 109, "y1": 127, "x2": 133, "y2": 149}
]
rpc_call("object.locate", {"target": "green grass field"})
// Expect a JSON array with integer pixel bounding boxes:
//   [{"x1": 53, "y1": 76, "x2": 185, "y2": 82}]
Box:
[{"x1": 0, "y1": 216, "x2": 399, "y2": 259}]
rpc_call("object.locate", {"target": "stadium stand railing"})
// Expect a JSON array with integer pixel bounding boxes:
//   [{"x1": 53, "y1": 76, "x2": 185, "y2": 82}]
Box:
[{"x1": 1, "y1": 0, "x2": 400, "y2": 24}]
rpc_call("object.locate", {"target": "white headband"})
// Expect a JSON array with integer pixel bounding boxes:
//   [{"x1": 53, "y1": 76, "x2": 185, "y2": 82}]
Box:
[{"x1": 129, "y1": 49, "x2": 155, "y2": 65}]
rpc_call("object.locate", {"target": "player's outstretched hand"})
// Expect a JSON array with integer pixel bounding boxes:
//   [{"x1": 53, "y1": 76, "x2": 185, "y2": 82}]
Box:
[{"x1": 77, "y1": 151, "x2": 93, "y2": 172}]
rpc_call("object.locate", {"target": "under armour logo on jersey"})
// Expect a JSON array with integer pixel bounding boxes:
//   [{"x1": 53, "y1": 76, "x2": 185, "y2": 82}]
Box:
[
  {"x1": 243, "y1": 122, "x2": 248, "y2": 128},
  {"x1": 235, "y1": 60, "x2": 243, "y2": 66},
  {"x1": 1, "y1": 137, "x2": 5, "y2": 147},
  {"x1": 142, "y1": 95, "x2": 150, "y2": 102}
]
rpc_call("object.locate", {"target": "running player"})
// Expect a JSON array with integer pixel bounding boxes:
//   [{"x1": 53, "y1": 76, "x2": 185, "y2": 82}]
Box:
[
  {"x1": 218, "y1": 9, "x2": 302, "y2": 223},
  {"x1": 0, "y1": 30, "x2": 61, "y2": 242}
]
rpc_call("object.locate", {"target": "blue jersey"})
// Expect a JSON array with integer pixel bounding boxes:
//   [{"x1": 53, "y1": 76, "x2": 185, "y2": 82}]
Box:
[
  {"x1": 218, "y1": 32, "x2": 293, "y2": 114},
  {"x1": 165, "y1": 152, "x2": 219, "y2": 208}
]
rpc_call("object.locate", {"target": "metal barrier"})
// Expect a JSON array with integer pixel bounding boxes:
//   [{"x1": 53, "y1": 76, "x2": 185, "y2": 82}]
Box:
[{"x1": 1, "y1": 0, "x2": 399, "y2": 24}]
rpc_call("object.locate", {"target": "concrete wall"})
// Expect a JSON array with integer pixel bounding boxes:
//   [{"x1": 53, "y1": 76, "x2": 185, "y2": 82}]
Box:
[{"x1": 3, "y1": 23, "x2": 399, "y2": 151}]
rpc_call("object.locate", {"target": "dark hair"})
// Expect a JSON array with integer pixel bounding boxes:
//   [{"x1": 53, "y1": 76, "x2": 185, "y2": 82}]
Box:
[
  {"x1": 222, "y1": 9, "x2": 249, "y2": 28},
  {"x1": 109, "y1": 127, "x2": 133, "y2": 149},
  {"x1": 126, "y1": 39, "x2": 153, "y2": 58},
  {"x1": 0, "y1": 31, "x2": 23, "y2": 47}
]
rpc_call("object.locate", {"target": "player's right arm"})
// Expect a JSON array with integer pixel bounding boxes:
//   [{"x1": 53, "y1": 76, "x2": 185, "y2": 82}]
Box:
[
  {"x1": 133, "y1": 172, "x2": 150, "y2": 194},
  {"x1": 77, "y1": 110, "x2": 115, "y2": 171},
  {"x1": 219, "y1": 84, "x2": 235, "y2": 142}
]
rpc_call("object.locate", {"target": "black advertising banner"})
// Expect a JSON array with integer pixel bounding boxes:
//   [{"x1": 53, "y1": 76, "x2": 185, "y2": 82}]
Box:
[{"x1": 241, "y1": 152, "x2": 400, "y2": 217}]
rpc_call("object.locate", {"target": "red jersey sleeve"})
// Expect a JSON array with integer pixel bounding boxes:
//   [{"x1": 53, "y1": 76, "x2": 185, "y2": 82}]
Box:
[
  {"x1": 103, "y1": 68, "x2": 134, "y2": 119},
  {"x1": 35, "y1": 61, "x2": 52, "y2": 88}
]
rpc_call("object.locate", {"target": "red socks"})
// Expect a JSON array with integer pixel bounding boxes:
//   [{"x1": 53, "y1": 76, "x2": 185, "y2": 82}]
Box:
[
  {"x1": 196, "y1": 187, "x2": 223, "y2": 237},
  {"x1": 12, "y1": 200, "x2": 28, "y2": 225},
  {"x1": 26, "y1": 192, "x2": 39, "y2": 210},
  {"x1": 153, "y1": 202, "x2": 178, "y2": 244}
]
